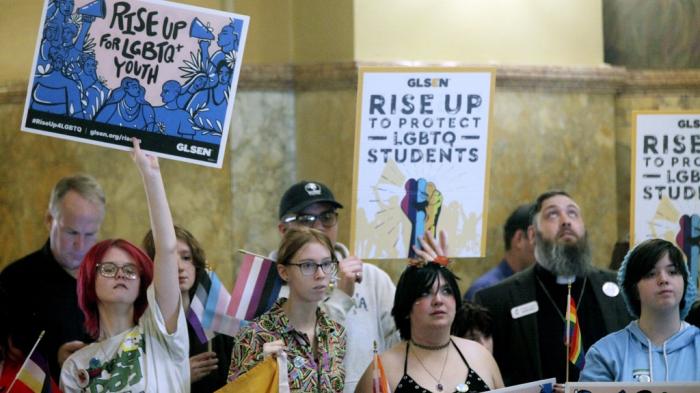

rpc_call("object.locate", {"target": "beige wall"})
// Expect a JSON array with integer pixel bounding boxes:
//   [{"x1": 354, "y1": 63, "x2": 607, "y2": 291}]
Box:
[
  {"x1": 0, "y1": 2, "x2": 44, "y2": 81},
  {"x1": 1, "y1": 0, "x2": 699, "y2": 292},
  {"x1": 354, "y1": 0, "x2": 604, "y2": 65},
  {"x1": 235, "y1": 0, "x2": 293, "y2": 64},
  {"x1": 292, "y1": 0, "x2": 354, "y2": 64}
]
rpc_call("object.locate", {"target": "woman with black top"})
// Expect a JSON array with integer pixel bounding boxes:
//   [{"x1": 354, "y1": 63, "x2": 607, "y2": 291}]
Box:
[{"x1": 356, "y1": 257, "x2": 503, "y2": 393}]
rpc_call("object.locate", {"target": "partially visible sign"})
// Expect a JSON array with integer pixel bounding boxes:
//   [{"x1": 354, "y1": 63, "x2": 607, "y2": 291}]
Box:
[
  {"x1": 22, "y1": 0, "x2": 249, "y2": 168},
  {"x1": 566, "y1": 382, "x2": 700, "y2": 393},
  {"x1": 630, "y1": 111, "x2": 700, "y2": 292},
  {"x1": 491, "y1": 378, "x2": 555, "y2": 393}
]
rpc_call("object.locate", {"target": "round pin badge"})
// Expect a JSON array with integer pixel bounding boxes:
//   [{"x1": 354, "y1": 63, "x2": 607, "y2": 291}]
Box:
[
  {"x1": 293, "y1": 356, "x2": 306, "y2": 368},
  {"x1": 602, "y1": 281, "x2": 620, "y2": 297}
]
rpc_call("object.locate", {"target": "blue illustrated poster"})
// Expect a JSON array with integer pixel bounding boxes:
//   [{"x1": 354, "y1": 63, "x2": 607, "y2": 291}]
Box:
[{"x1": 21, "y1": 0, "x2": 249, "y2": 168}]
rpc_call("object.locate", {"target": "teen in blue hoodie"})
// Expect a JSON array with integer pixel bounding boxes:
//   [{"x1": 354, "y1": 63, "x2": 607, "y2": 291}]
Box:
[{"x1": 579, "y1": 238, "x2": 700, "y2": 382}]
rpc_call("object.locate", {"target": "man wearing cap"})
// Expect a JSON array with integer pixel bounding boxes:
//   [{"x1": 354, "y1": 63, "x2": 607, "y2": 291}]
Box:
[
  {"x1": 474, "y1": 191, "x2": 631, "y2": 388},
  {"x1": 272, "y1": 180, "x2": 400, "y2": 393}
]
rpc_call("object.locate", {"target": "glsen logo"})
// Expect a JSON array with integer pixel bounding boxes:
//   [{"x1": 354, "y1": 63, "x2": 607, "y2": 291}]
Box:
[
  {"x1": 678, "y1": 119, "x2": 700, "y2": 128},
  {"x1": 407, "y1": 78, "x2": 449, "y2": 88},
  {"x1": 176, "y1": 143, "x2": 212, "y2": 157}
]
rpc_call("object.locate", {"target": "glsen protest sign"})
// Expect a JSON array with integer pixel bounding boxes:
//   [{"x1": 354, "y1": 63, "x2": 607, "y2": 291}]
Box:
[
  {"x1": 21, "y1": 0, "x2": 249, "y2": 168},
  {"x1": 565, "y1": 382, "x2": 700, "y2": 393},
  {"x1": 630, "y1": 111, "x2": 700, "y2": 287},
  {"x1": 350, "y1": 67, "x2": 495, "y2": 259},
  {"x1": 490, "y1": 378, "x2": 555, "y2": 393}
]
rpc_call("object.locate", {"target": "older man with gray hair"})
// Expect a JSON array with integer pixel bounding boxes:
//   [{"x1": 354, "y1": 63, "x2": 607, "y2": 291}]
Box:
[
  {"x1": 0, "y1": 174, "x2": 105, "y2": 379},
  {"x1": 475, "y1": 190, "x2": 630, "y2": 388}
]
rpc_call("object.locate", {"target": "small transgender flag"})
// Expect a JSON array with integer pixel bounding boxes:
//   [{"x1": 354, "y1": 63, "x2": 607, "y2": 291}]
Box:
[
  {"x1": 227, "y1": 251, "x2": 282, "y2": 321},
  {"x1": 189, "y1": 270, "x2": 245, "y2": 342},
  {"x1": 565, "y1": 296, "x2": 585, "y2": 370}
]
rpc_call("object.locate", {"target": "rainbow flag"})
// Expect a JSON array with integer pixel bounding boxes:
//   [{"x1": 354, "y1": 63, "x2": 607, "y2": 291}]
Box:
[
  {"x1": 227, "y1": 252, "x2": 282, "y2": 321},
  {"x1": 564, "y1": 296, "x2": 585, "y2": 370},
  {"x1": 16, "y1": 351, "x2": 52, "y2": 393},
  {"x1": 372, "y1": 345, "x2": 390, "y2": 393}
]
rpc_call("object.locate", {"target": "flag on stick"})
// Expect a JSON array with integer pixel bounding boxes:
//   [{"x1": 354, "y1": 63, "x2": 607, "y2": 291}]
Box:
[
  {"x1": 565, "y1": 288, "x2": 584, "y2": 372},
  {"x1": 372, "y1": 341, "x2": 390, "y2": 393},
  {"x1": 189, "y1": 271, "x2": 216, "y2": 343},
  {"x1": 190, "y1": 270, "x2": 245, "y2": 340},
  {"x1": 228, "y1": 250, "x2": 282, "y2": 321},
  {"x1": 186, "y1": 307, "x2": 209, "y2": 344},
  {"x1": 7, "y1": 331, "x2": 53, "y2": 393}
]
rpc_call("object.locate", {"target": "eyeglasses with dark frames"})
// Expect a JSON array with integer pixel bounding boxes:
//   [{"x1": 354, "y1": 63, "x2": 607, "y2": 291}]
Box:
[
  {"x1": 287, "y1": 258, "x2": 338, "y2": 276},
  {"x1": 96, "y1": 262, "x2": 139, "y2": 280}
]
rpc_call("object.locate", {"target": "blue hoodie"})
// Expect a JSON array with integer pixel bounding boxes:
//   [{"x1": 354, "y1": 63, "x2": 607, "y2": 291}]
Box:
[{"x1": 580, "y1": 320, "x2": 700, "y2": 382}]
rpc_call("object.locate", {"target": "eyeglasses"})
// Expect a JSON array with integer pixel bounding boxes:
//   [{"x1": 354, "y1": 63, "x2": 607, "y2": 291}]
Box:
[
  {"x1": 283, "y1": 211, "x2": 338, "y2": 228},
  {"x1": 96, "y1": 262, "x2": 139, "y2": 280},
  {"x1": 287, "y1": 259, "x2": 338, "y2": 276}
]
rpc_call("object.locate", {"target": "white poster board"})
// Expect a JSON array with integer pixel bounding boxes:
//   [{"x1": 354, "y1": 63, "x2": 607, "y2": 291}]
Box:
[
  {"x1": 630, "y1": 111, "x2": 700, "y2": 285},
  {"x1": 566, "y1": 381, "x2": 700, "y2": 393},
  {"x1": 490, "y1": 378, "x2": 555, "y2": 393},
  {"x1": 351, "y1": 67, "x2": 495, "y2": 259},
  {"x1": 22, "y1": 0, "x2": 249, "y2": 168}
]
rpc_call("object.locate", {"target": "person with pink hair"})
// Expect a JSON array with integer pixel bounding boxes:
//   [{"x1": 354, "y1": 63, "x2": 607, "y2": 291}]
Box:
[{"x1": 60, "y1": 139, "x2": 189, "y2": 392}]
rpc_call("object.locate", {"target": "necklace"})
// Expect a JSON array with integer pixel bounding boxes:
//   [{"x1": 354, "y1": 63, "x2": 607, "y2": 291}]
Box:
[
  {"x1": 410, "y1": 338, "x2": 451, "y2": 350},
  {"x1": 118, "y1": 99, "x2": 141, "y2": 122},
  {"x1": 410, "y1": 339, "x2": 451, "y2": 391}
]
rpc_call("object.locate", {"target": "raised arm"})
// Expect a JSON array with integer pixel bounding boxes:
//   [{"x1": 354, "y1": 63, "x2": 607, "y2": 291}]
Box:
[
  {"x1": 413, "y1": 229, "x2": 449, "y2": 261},
  {"x1": 131, "y1": 138, "x2": 180, "y2": 333}
]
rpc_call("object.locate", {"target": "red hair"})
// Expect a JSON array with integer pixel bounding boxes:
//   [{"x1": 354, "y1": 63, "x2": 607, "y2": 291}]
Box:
[{"x1": 77, "y1": 239, "x2": 154, "y2": 339}]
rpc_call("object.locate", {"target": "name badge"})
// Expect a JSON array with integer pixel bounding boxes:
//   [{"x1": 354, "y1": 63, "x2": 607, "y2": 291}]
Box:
[{"x1": 511, "y1": 301, "x2": 539, "y2": 319}]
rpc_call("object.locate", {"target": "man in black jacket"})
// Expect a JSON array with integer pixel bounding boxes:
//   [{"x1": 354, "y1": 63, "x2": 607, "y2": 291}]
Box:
[
  {"x1": 475, "y1": 190, "x2": 631, "y2": 388},
  {"x1": 0, "y1": 174, "x2": 105, "y2": 379}
]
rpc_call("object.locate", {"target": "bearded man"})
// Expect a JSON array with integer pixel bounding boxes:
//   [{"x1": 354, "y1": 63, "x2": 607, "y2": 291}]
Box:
[{"x1": 475, "y1": 191, "x2": 630, "y2": 388}]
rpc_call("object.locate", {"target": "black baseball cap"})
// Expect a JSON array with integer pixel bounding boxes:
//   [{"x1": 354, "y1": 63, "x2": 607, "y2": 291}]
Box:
[{"x1": 278, "y1": 181, "x2": 343, "y2": 219}]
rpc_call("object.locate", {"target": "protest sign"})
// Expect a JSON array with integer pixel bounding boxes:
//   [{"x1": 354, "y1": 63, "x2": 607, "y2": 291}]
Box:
[
  {"x1": 350, "y1": 67, "x2": 495, "y2": 259},
  {"x1": 565, "y1": 381, "x2": 700, "y2": 393},
  {"x1": 630, "y1": 111, "x2": 700, "y2": 285},
  {"x1": 22, "y1": 0, "x2": 249, "y2": 168},
  {"x1": 490, "y1": 378, "x2": 555, "y2": 393}
]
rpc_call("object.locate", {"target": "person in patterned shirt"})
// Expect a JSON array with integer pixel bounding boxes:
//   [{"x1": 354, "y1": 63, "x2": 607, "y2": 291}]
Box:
[{"x1": 228, "y1": 227, "x2": 346, "y2": 392}]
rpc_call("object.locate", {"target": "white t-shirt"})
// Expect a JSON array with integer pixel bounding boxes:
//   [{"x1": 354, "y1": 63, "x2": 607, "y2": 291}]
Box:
[{"x1": 60, "y1": 285, "x2": 190, "y2": 393}]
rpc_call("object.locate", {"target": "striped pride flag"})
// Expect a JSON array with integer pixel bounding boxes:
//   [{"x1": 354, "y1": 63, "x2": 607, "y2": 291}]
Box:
[
  {"x1": 565, "y1": 296, "x2": 584, "y2": 370},
  {"x1": 16, "y1": 351, "x2": 52, "y2": 393},
  {"x1": 7, "y1": 331, "x2": 55, "y2": 393},
  {"x1": 190, "y1": 270, "x2": 245, "y2": 341},
  {"x1": 227, "y1": 252, "x2": 282, "y2": 321}
]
